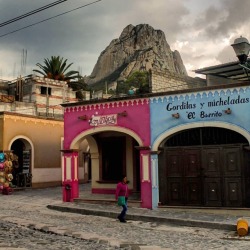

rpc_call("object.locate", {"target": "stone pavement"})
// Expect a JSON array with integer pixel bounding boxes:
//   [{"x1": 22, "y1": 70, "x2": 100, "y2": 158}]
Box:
[
  {"x1": 3, "y1": 183, "x2": 250, "y2": 250},
  {"x1": 48, "y1": 183, "x2": 250, "y2": 232}
]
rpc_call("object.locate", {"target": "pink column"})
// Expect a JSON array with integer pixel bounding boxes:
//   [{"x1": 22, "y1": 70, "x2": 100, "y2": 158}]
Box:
[
  {"x1": 61, "y1": 150, "x2": 79, "y2": 202},
  {"x1": 138, "y1": 147, "x2": 152, "y2": 209}
]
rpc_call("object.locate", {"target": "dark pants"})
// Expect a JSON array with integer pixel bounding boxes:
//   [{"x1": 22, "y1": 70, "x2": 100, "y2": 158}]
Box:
[{"x1": 119, "y1": 198, "x2": 128, "y2": 220}]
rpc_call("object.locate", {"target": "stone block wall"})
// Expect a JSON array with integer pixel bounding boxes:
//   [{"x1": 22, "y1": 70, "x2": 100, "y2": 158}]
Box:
[{"x1": 149, "y1": 69, "x2": 206, "y2": 93}]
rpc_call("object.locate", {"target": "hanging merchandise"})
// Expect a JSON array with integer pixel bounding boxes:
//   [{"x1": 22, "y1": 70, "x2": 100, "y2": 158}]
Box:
[
  {"x1": 0, "y1": 153, "x2": 5, "y2": 163},
  {"x1": 0, "y1": 151, "x2": 16, "y2": 195},
  {"x1": 0, "y1": 174, "x2": 4, "y2": 185},
  {"x1": 0, "y1": 163, "x2": 4, "y2": 170}
]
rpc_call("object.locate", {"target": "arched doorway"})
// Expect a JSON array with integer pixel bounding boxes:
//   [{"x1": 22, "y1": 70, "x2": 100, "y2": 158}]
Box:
[
  {"x1": 10, "y1": 138, "x2": 32, "y2": 188},
  {"x1": 158, "y1": 127, "x2": 250, "y2": 207},
  {"x1": 92, "y1": 132, "x2": 140, "y2": 186},
  {"x1": 70, "y1": 129, "x2": 141, "y2": 194}
]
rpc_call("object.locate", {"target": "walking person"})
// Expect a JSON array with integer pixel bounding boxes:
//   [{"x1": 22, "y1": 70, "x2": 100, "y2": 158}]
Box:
[{"x1": 115, "y1": 175, "x2": 128, "y2": 223}]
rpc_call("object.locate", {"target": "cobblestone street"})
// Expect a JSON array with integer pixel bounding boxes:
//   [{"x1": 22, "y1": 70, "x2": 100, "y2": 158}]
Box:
[
  {"x1": 0, "y1": 221, "x2": 124, "y2": 250},
  {"x1": 0, "y1": 186, "x2": 250, "y2": 249}
]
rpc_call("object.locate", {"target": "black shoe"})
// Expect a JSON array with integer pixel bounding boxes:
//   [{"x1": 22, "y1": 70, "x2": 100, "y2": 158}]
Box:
[
  {"x1": 117, "y1": 215, "x2": 122, "y2": 221},
  {"x1": 120, "y1": 219, "x2": 127, "y2": 223}
]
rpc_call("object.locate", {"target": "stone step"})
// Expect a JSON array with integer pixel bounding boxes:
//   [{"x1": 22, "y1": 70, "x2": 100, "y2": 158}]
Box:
[{"x1": 74, "y1": 198, "x2": 142, "y2": 207}]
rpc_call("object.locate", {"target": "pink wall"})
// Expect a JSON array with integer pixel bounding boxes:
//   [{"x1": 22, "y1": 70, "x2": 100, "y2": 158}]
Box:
[
  {"x1": 63, "y1": 98, "x2": 150, "y2": 148},
  {"x1": 63, "y1": 97, "x2": 151, "y2": 208}
]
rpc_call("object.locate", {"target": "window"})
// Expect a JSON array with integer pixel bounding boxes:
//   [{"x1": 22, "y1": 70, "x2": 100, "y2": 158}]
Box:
[{"x1": 41, "y1": 86, "x2": 52, "y2": 95}]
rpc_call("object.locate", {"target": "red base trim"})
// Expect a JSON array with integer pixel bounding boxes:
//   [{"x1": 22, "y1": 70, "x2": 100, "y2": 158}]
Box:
[
  {"x1": 92, "y1": 188, "x2": 132, "y2": 196},
  {"x1": 92, "y1": 188, "x2": 115, "y2": 194}
]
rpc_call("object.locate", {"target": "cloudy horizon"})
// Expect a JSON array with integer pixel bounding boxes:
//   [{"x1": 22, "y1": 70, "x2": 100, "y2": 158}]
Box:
[{"x1": 0, "y1": 0, "x2": 249, "y2": 81}]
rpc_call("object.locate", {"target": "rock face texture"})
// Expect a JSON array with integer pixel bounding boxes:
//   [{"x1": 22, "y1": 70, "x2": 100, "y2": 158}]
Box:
[{"x1": 85, "y1": 24, "x2": 187, "y2": 85}]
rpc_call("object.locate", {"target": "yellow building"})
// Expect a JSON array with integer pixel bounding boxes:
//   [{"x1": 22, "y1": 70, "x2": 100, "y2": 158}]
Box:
[{"x1": 0, "y1": 112, "x2": 63, "y2": 188}]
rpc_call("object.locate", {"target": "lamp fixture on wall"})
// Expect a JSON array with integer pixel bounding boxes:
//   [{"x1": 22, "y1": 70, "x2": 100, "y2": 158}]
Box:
[
  {"x1": 118, "y1": 111, "x2": 127, "y2": 117},
  {"x1": 224, "y1": 108, "x2": 231, "y2": 114},
  {"x1": 172, "y1": 113, "x2": 180, "y2": 119},
  {"x1": 78, "y1": 115, "x2": 88, "y2": 121},
  {"x1": 231, "y1": 36, "x2": 250, "y2": 80}
]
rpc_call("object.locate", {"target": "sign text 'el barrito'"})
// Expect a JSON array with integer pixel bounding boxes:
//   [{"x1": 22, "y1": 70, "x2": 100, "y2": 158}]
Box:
[{"x1": 166, "y1": 95, "x2": 249, "y2": 119}]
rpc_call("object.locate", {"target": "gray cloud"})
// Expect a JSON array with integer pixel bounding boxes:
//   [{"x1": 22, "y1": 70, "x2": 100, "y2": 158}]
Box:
[
  {"x1": 216, "y1": 45, "x2": 236, "y2": 63},
  {"x1": 0, "y1": 0, "x2": 249, "y2": 80},
  {"x1": 192, "y1": 0, "x2": 250, "y2": 39}
]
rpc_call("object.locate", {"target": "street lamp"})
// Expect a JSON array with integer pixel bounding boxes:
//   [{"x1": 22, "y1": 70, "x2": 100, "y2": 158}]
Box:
[
  {"x1": 231, "y1": 36, "x2": 250, "y2": 66},
  {"x1": 231, "y1": 36, "x2": 250, "y2": 80}
]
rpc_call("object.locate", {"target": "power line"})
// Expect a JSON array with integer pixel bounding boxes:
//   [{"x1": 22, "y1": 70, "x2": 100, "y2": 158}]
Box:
[
  {"x1": 0, "y1": 0, "x2": 68, "y2": 28},
  {"x1": 0, "y1": 0, "x2": 102, "y2": 39}
]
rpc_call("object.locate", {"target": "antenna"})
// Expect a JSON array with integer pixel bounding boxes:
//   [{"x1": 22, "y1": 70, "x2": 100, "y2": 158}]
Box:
[
  {"x1": 78, "y1": 66, "x2": 82, "y2": 76},
  {"x1": 13, "y1": 63, "x2": 16, "y2": 78},
  {"x1": 20, "y1": 49, "x2": 27, "y2": 75}
]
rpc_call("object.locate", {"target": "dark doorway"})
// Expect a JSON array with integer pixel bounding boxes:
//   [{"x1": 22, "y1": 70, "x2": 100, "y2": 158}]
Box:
[
  {"x1": 99, "y1": 136, "x2": 125, "y2": 181},
  {"x1": 11, "y1": 140, "x2": 25, "y2": 173},
  {"x1": 10, "y1": 139, "x2": 32, "y2": 187},
  {"x1": 159, "y1": 127, "x2": 249, "y2": 207}
]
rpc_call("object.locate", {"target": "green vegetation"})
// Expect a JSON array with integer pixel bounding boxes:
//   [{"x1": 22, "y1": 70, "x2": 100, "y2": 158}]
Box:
[
  {"x1": 85, "y1": 70, "x2": 150, "y2": 97},
  {"x1": 127, "y1": 71, "x2": 149, "y2": 89},
  {"x1": 33, "y1": 56, "x2": 89, "y2": 99},
  {"x1": 33, "y1": 56, "x2": 81, "y2": 83},
  {"x1": 117, "y1": 71, "x2": 149, "y2": 95}
]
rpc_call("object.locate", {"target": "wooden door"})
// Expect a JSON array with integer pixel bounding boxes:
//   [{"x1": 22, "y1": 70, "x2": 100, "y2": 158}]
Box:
[
  {"x1": 184, "y1": 149, "x2": 202, "y2": 205},
  {"x1": 203, "y1": 147, "x2": 222, "y2": 206},
  {"x1": 161, "y1": 145, "x2": 245, "y2": 207},
  {"x1": 223, "y1": 147, "x2": 242, "y2": 207},
  {"x1": 166, "y1": 149, "x2": 183, "y2": 205},
  {"x1": 165, "y1": 148, "x2": 202, "y2": 205},
  {"x1": 244, "y1": 148, "x2": 250, "y2": 207},
  {"x1": 203, "y1": 146, "x2": 243, "y2": 207}
]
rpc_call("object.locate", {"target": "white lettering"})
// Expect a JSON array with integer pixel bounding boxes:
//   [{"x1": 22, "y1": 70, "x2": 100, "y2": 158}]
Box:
[{"x1": 89, "y1": 114, "x2": 117, "y2": 126}]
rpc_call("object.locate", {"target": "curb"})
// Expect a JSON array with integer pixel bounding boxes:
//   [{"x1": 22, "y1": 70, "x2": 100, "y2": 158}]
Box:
[{"x1": 47, "y1": 204, "x2": 236, "y2": 231}]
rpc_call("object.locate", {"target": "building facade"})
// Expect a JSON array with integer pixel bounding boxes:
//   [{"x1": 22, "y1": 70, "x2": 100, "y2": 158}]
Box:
[
  {"x1": 0, "y1": 112, "x2": 64, "y2": 188},
  {"x1": 62, "y1": 97, "x2": 152, "y2": 207},
  {"x1": 0, "y1": 76, "x2": 80, "y2": 189},
  {"x1": 62, "y1": 80, "x2": 250, "y2": 209},
  {"x1": 150, "y1": 82, "x2": 250, "y2": 208},
  {"x1": 1, "y1": 76, "x2": 78, "y2": 117}
]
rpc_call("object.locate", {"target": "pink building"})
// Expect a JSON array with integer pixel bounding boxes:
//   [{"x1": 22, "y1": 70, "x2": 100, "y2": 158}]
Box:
[{"x1": 62, "y1": 97, "x2": 152, "y2": 208}]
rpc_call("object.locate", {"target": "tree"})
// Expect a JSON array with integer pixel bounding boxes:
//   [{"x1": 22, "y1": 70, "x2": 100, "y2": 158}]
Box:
[
  {"x1": 125, "y1": 71, "x2": 149, "y2": 94},
  {"x1": 33, "y1": 56, "x2": 81, "y2": 82}
]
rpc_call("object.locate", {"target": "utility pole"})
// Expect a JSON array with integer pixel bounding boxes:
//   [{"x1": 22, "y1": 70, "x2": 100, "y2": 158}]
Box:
[{"x1": 46, "y1": 81, "x2": 49, "y2": 117}]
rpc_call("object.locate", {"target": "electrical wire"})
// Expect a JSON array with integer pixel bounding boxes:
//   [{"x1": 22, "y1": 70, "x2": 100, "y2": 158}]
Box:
[
  {"x1": 0, "y1": 0, "x2": 102, "y2": 39},
  {"x1": 0, "y1": 0, "x2": 68, "y2": 28}
]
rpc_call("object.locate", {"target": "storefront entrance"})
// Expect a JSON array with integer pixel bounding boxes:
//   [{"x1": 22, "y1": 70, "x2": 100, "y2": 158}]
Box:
[
  {"x1": 10, "y1": 138, "x2": 32, "y2": 188},
  {"x1": 159, "y1": 127, "x2": 249, "y2": 207}
]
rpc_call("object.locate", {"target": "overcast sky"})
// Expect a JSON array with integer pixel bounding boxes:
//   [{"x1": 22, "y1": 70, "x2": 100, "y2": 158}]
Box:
[{"x1": 0, "y1": 0, "x2": 249, "y2": 80}]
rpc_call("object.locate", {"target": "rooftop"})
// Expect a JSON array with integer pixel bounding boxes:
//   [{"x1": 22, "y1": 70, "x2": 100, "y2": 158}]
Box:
[{"x1": 195, "y1": 59, "x2": 250, "y2": 82}]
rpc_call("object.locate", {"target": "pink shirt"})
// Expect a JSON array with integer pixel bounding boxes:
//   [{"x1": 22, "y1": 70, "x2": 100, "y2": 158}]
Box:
[{"x1": 115, "y1": 182, "x2": 128, "y2": 200}]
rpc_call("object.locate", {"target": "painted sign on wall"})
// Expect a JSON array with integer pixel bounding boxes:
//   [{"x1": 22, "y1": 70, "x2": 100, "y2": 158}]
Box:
[
  {"x1": 89, "y1": 114, "x2": 117, "y2": 126},
  {"x1": 165, "y1": 94, "x2": 249, "y2": 120},
  {"x1": 150, "y1": 86, "x2": 250, "y2": 145}
]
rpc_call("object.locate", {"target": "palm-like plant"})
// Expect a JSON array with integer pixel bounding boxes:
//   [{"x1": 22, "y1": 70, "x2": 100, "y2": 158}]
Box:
[{"x1": 33, "y1": 56, "x2": 81, "y2": 82}]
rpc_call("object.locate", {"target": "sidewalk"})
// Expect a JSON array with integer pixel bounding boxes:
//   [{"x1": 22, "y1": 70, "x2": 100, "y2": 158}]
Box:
[{"x1": 45, "y1": 183, "x2": 250, "y2": 232}]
